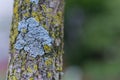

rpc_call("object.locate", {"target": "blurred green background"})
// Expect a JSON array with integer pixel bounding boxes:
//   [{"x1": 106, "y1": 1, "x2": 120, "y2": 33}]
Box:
[
  {"x1": 1, "y1": 0, "x2": 120, "y2": 80},
  {"x1": 64, "y1": 0, "x2": 120, "y2": 80}
]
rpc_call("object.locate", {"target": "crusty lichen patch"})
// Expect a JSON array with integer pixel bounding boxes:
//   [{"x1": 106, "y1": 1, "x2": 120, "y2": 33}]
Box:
[
  {"x1": 14, "y1": 17, "x2": 53, "y2": 57},
  {"x1": 30, "y1": 0, "x2": 39, "y2": 4}
]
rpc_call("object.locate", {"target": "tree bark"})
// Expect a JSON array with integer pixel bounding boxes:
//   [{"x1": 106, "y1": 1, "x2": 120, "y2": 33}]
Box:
[{"x1": 7, "y1": 0, "x2": 64, "y2": 80}]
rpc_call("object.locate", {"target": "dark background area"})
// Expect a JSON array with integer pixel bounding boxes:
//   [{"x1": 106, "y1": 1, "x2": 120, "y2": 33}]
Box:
[{"x1": 64, "y1": 0, "x2": 120, "y2": 80}]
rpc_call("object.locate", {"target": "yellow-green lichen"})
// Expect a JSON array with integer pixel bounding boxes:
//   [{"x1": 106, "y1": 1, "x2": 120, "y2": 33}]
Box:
[
  {"x1": 25, "y1": 0, "x2": 30, "y2": 3},
  {"x1": 47, "y1": 72, "x2": 52, "y2": 78},
  {"x1": 27, "y1": 67, "x2": 33, "y2": 73},
  {"x1": 45, "y1": 58, "x2": 52, "y2": 66},
  {"x1": 34, "y1": 64, "x2": 38, "y2": 70},
  {"x1": 41, "y1": 4, "x2": 47, "y2": 12},
  {"x1": 23, "y1": 12, "x2": 30, "y2": 18},
  {"x1": 32, "y1": 12, "x2": 41, "y2": 22},
  {"x1": 56, "y1": 67, "x2": 62, "y2": 71},
  {"x1": 29, "y1": 77, "x2": 34, "y2": 80},
  {"x1": 11, "y1": 75, "x2": 17, "y2": 80},
  {"x1": 43, "y1": 45, "x2": 52, "y2": 53}
]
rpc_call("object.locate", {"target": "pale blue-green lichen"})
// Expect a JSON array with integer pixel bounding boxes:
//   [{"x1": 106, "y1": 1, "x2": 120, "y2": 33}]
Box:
[
  {"x1": 30, "y1": 0, "x2": 39, "y2": 4},
  {"x1": 15, "y1": 17, "x2": 53, "y2": 57}
]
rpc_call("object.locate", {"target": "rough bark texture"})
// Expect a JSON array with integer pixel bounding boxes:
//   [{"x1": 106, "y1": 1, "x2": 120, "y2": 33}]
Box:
[{"x1": 7, "y1": 0, "x2": 64, "y2": 80}]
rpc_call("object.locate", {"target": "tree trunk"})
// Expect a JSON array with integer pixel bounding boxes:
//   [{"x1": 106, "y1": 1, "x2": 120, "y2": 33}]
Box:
[{"x1": 7, "y1": 0, "x2": 64, "y2": 80}]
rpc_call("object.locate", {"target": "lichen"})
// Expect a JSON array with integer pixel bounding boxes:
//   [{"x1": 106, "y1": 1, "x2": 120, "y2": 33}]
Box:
[
  {"x1": 30, "y1": 0, "x2": 39, "y2": 4},
  {"x1": 45, "y1": 57, "x2": 52, "y2": 66},
  {"x1": 47, "y1": 72, "x2": 52, "y2": 78},
  {"x1": 14, "y1": 17, "x2": 53, "y2": 57}
]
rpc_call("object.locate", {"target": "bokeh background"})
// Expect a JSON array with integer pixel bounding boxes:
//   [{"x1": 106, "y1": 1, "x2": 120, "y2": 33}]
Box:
[
  {"x1": 0, "y1": 0, "x2": 13, "y2": 80},
  {"x1": 1, "y1": 0, "x2": 120, "y2": 80}
]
